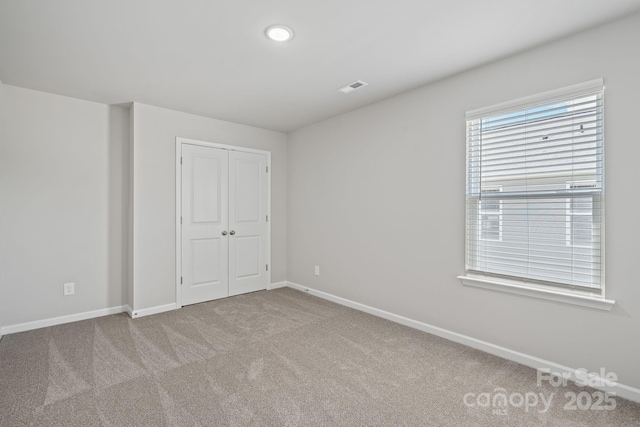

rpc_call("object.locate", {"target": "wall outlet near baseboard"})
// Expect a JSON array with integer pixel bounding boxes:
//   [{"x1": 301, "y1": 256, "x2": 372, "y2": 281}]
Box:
[
  {"x1": 63, "y1": 282, "x2": 75, "y2": 296},
  {"x1": 314, "y1": 265, "x2": 320, "y2": 276}
]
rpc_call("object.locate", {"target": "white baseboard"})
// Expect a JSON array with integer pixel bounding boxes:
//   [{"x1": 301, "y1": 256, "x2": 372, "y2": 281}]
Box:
[
  {"x1": 0, "y1": 305, "x2": 128, "y2": 335},
  {"x1": 129, "y1": 303, "x2": 177, "y2": 319},
  {"x1": 285, "y1": 281, "x2": 640, "y2": 403},
  {"x1": 269, "y1": 281, "x2": 288, "y2": 290}
]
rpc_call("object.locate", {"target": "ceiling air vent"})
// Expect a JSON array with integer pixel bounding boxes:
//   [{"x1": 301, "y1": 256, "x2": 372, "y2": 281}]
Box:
[{"x1": 337, "y1": 80, "x2": 368, "y2": 94}]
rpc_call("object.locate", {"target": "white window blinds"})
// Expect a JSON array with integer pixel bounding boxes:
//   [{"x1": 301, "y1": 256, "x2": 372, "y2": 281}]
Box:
[{"x1": 465, "y1": 79, "x2": 604, "y2": 291}]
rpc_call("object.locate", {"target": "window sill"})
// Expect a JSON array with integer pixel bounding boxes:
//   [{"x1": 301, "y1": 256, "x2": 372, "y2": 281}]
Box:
[{"x1": 457, "y1": 275, "x2": 615, "y2": 311}]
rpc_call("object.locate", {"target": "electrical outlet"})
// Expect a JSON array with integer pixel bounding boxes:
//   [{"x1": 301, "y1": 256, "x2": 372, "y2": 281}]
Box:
[
  {"x1": 63, "y1": 282, "x2": 75, "y2": 296},
  {"x1": 314, "y1": 265, "x2": 320, "y2": 276}
]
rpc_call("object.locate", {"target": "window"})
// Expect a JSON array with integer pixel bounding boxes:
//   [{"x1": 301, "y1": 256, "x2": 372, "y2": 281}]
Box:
[{"x1": 464, "y1": 79, "x2": 604, "y2": 294}]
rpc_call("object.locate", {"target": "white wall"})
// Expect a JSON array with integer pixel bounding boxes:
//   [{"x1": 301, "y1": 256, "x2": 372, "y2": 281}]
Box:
[
  {"x1": 128, "y1": 106, "x2": 135, "y2": 313},
  {"x1": 0, "y1": 79, "x2": 4, "y2": 338},
  {"x1": 0, "y1": 85, "x2": 129, "y2": 327},
  {"x1": 130, "y1": 103, "x2": 287, "y2": 312},
  {"x1": 287, "y1": 13, "x2": 640, "y2": 389}
]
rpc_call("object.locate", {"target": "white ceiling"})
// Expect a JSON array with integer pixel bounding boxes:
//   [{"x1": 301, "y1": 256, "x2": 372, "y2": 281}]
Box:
[{"x1": 1, "y1": 0, "x2": 640, "y2": 132}]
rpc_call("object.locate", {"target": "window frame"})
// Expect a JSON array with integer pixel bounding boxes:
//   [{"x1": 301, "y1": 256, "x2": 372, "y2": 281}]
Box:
[{"x1": 459, "y1": 79, "x2": 613, "y2": 310}]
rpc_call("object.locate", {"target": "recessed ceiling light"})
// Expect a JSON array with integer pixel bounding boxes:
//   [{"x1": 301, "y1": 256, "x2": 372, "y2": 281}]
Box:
[{"x1": 265, "y1": 25, "x2": 294, "y2": 42}]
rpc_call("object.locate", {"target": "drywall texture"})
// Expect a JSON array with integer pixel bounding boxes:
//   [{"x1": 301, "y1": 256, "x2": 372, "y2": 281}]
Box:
[
  {"x1": 0, "y1": 85, "x2": 129, "y2": 326},
  {"x1": 287, "y1": 13, "x2": 640, "y2": 389},
  {"x1": 131, "y1": 103, "x2": 287, "y2": 312}
]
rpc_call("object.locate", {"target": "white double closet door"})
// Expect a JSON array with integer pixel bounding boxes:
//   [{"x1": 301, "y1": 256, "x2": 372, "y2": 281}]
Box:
[{"x1": 180, "y1": 143, "x2": 269, "y2": 306}]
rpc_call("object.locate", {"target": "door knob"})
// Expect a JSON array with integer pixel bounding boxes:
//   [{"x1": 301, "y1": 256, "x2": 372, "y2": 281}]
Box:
[
  {"x1": 229, "y1": 230, "x2": 236, "y2": 235},
  {"x1": 221, "y1": 230, "x2": 228, "y2": 236}
]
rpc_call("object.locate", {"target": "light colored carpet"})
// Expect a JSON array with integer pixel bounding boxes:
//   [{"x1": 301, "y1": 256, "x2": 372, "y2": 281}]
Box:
[{"x1": 0, "y1": 287, "x2": 638, "y2": 426}]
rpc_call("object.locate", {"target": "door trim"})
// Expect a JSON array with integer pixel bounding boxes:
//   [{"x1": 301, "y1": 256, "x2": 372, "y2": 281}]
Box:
[{"x1": 175, "y1": 137, "x2": 271, "y2": 308}]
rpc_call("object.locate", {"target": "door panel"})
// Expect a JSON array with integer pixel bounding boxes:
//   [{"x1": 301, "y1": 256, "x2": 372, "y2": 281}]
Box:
[
  {"x1": 192, "y1": 156, "x2": 220, "y2": 223},
  {"x1": 191, "y1": 239, "x2": 220, "y2": 285},
  {"x1": 234, "y1": 159, "x2": 260, "y2": 222},
  {"x1": 181, "y1": 144, "x2": 229, "y2": 305},
  {"x1": 234, "y1": 235, "x2": 261, "y2": 279},
  {"x1": 228, "y1": 150, "x2": 269, "y2": 296}
]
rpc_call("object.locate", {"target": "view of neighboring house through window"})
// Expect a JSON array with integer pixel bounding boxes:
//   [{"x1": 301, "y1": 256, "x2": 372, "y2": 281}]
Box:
[
  {"x1": 566, "y1": 181, "x2": 596, "y2": 248},
  {"x1": 479, "y1": 187, "x2": 502, "y2": 241},
  {"x1": 465, "y1": 79, "x2": 604, "y2": 292}
]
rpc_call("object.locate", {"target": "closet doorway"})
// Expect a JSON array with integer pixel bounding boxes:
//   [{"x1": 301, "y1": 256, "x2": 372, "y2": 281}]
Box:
[{"x1": 176, "y1": 137, "x2": 270, "y2": 307}]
